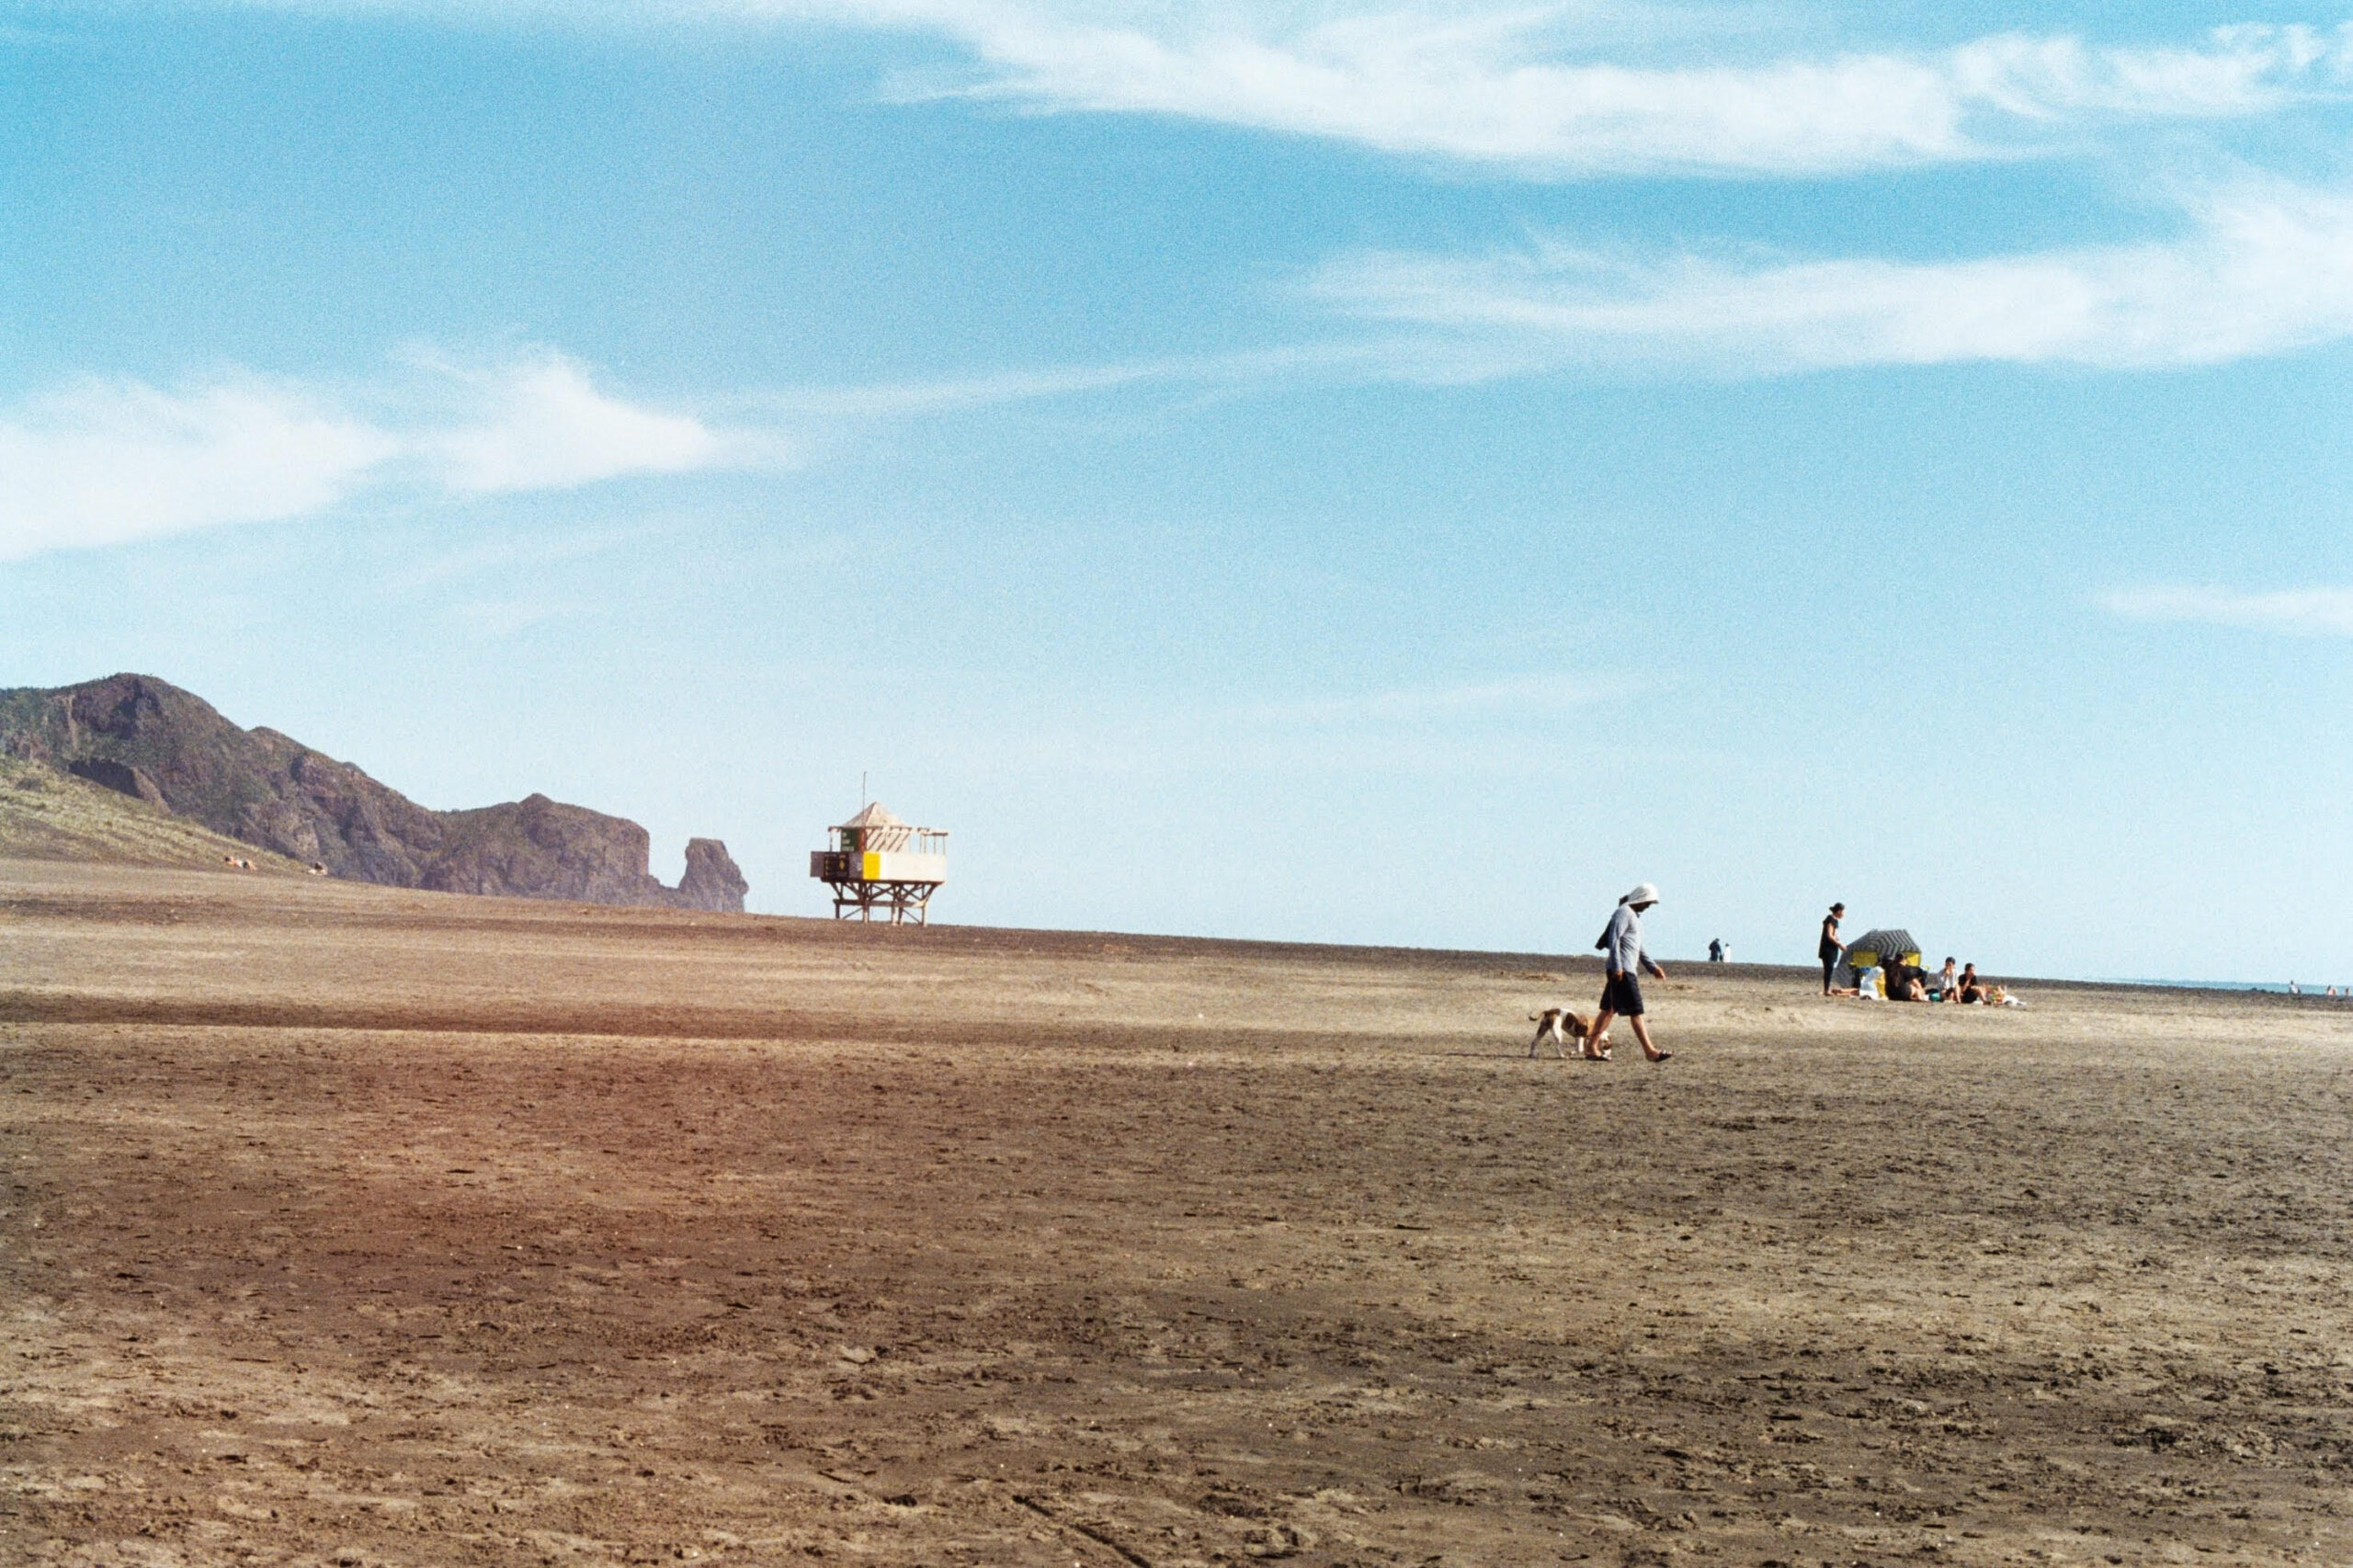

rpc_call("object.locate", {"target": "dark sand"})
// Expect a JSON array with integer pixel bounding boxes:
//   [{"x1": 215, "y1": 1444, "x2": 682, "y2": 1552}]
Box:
[{"x1": 5, "y1": 859, "x2": 2351, "y2": 1566}]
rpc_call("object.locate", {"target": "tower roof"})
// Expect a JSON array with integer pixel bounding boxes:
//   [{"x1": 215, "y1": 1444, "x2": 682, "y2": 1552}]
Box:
[{"x1": 833, "y1": 801, "x2": 908, "y2": 832}]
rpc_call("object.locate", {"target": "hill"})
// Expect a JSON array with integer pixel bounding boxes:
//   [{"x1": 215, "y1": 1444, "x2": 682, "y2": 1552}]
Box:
[
  {"x1": 0, "y1": 674, "x2": 747, "y2": 911},
  {"x1": 0, "y1": 754, "x2": 315, "y2": 871}
]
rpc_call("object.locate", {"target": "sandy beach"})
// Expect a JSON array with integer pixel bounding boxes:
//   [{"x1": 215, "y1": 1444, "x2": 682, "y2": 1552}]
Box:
[{"x1": 5, "y1": 858, "x2": 2350, "y2": 1567}]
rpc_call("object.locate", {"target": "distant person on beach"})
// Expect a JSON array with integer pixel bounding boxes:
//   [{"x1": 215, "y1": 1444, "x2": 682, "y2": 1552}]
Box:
[
  {"x1": 1936, "y1": 956, "x2": 1959, "y2": 1000},
  {"x1": 1956, "y1": 963, "x2": 1986, "y2": 1004},
  {"x1": 1820, "y1": 903, "x2": 1847, "y2": 994},
  {"x1": 1586, "y1": 884, "x2": 1672, "y2": 1063},
  {"x1": 1709, "y1": 938, "x2": 1725, "y2": 963}
]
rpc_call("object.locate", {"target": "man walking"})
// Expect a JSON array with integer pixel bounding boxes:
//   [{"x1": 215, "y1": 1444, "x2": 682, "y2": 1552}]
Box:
[
  {"x1": 1586, "y1": 883, "x2": 1671, "y2": 1063},
  {"x1": 1819, "y1": 902, "x2": 1847, "y2": 995}
]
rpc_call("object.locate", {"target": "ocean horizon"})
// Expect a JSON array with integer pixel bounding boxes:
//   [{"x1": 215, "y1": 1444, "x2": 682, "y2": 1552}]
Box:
[{"x1": 2109, "y1": 979, "x2": 2351, "y2": 996}]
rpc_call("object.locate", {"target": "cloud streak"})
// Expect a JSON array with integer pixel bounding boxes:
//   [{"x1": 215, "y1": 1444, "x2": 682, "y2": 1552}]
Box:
[
  {"x1": 416, "y1": 351, "x2": 766, "y2": 493},
  {"x1": 2105, "y1": 584, "x2": 2353, "y2": 637},
  {"x1": 930, "y1": 669, "x2": 1624, "y2": 782},
  {"x1": 0, "y1": 350, "x2": 791, "y2": 561},
  {"x1": 177, "y1": 2, "x2": 2353, "y2": 177},
  {"x1": 870, "y1": 7, "x2": 2353, "y2": 177},
  {"x1": 0, "y1": 377, "x2": 400, "y2": 561},
  {"x1": 1309, "y1": 177, "x2": 2353, "y2": 373}
]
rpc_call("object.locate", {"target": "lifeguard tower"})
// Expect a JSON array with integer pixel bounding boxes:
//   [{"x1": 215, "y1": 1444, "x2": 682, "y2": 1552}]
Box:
[{"x1": 809, "y1": 801, "x2": 948, "y2": 925}]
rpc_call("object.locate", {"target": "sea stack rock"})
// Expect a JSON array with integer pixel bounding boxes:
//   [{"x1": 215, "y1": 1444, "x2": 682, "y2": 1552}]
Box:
[{"x1": 675, "y1": 838, "x2": 749, "y2": 914}]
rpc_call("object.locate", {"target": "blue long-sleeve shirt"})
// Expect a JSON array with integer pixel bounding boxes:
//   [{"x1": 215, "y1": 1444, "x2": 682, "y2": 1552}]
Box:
[{"x1": 1598, "y1": 903, "x2": 1664, "y2": 977}]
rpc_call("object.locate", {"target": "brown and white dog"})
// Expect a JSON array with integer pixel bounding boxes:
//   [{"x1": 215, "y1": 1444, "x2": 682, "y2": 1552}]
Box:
[{"x1": 1528, "y1": 1007, "x2": 1606, "y2": 1059}]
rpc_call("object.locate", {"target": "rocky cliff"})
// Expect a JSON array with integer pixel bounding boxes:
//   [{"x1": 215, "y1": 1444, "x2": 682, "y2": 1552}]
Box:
[{"x1": 0, "y1": 674, "x2": 747, "y2": 912}]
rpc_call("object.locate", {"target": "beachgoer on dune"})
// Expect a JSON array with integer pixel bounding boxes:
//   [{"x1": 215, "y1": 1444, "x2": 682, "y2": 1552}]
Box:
[
  {"x1": 1820, "y1": 903, "x2": 1846, "y2": 995},
  {"x1": 1587, "y1": 884, "x2": 1671, "y2": 1063}
]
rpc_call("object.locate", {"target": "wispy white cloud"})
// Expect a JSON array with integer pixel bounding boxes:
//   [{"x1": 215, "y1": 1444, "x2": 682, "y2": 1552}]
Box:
[
  {"x1": 445, "y1": 596, "x2": 585, "y2": 637},
  {"x1": 937, "y1": 669, "x2": 1623, "y2": 779},
  {"x1": 2104, "y1": 584, "x2": 2353, "y2": 636},
  {"x1": 876, "y1": 8, "x2": 2353, "y2": 176},
  {"x1": 173, "y1": 2, "x2": 2353, "y2": 177},
  {"x1": 745, "y1": 338, "x2": 1427, "y2": 418},
  {"x1": 1234, "y1": 673, "x2": 1609, "y2": 727},
  {"x1": 381, "y1": 519, "x2": 671, "y2": 594},
  {"x1": 0, "y1": 377, "x2": 401, "y2": 561},
  {"x1": 755, "y1": 357, "x2": 1186, "y2": 418},
  {"x1": 413, "y1": 350, "x2": 758, "y2": 493},
  {"x1": 0, "y1": 349, "x2": 792, "y2": 561},
  {"x1": 1309, "y1": 176, "x2": 2353, "y2": 373}
]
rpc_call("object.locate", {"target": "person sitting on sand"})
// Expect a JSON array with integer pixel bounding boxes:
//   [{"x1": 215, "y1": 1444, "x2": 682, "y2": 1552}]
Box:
[
  {"x1": 1883, "y1": 961, "x2": 1926, "y2": 1001},
  {"x1": 1586, "y1": 883, "x2": 1672, "y2": 1063},
  {"x1": 1936, "y1": 956, "x2": 1959, "y2": 1000},
  {"x1": 1957, "y1": 963, "x2": 1987, "y2": 1004}
]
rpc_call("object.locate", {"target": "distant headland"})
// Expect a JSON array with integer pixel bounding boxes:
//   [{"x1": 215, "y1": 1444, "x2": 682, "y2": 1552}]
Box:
[{"x1": 0, "y1": 673, "x2": 746, "y2": 913}]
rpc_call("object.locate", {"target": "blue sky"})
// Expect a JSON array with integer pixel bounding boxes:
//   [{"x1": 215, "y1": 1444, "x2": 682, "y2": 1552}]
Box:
[{"x1": 4, "y1": 2, "x2": 2350, "y2": 982}]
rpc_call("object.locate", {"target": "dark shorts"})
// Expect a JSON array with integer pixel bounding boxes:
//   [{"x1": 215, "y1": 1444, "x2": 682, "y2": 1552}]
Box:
[{"x1": 1600, "y1": 971, "x2": 1645, "y2": 1017}]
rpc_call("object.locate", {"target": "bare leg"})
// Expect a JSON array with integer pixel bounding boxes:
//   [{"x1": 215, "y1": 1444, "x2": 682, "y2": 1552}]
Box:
[
  {"x1": 1630, "y1": 1017, "x2": 1670, "y2": 1062},
  {"x1": 1583, "y1": 1010, "x2": 1615, "y2": 1058}
]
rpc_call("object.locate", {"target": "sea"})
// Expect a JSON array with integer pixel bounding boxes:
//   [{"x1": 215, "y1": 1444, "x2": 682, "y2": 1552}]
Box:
[{"x1": 2112, "y1": 979, "x2": 2349, "y2": 996}]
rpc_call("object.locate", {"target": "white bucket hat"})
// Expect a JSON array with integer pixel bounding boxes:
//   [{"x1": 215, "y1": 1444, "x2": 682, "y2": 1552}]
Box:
[{"x1": 1623, "y1": 882, "x2": 1661, "y2": 907}]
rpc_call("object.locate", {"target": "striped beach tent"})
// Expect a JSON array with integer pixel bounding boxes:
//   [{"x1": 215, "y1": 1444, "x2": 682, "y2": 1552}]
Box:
[{"x1": 1837, "y1": 928, "x2": 1923, "y2": 989}]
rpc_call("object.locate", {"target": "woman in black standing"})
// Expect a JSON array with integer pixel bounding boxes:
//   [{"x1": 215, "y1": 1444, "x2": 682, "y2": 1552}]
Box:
[{"x1": 1819, "y1": 903, "x2": 1846, "y2": 995}]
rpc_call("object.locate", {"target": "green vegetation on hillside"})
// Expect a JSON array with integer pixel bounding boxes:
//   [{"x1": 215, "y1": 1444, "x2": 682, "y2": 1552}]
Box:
[{"x1": 0, "y1": 756, "x2": 309, "y2": 872}]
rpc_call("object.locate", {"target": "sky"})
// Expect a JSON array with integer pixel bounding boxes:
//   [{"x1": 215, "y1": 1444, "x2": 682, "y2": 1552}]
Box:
[{"x1": 3, "y1": 1, "x2": 2350, "y2": 983}]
